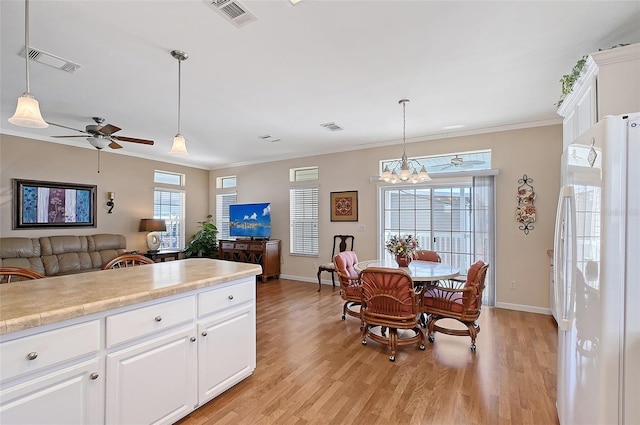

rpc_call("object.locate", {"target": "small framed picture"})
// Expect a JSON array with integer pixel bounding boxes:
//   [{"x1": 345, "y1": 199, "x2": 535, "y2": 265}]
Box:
[{"x1": 330, "y1": 190, "x2": 358, "y2": 222}]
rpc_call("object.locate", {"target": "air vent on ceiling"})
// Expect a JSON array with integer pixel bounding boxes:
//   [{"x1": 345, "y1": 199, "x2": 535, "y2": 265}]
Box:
[
  {"x1": 259, "y1": 135, "x2": 281, "y2": 143},
  {"x1": 203, "y1": 0, "x2": 257, "y2": 28},
  {"x1": 19, "y1": 46, "x2": 81, "y2": 73},
  {"x1": 320, "y1": 122, "x2": 344, "y2": 131}
]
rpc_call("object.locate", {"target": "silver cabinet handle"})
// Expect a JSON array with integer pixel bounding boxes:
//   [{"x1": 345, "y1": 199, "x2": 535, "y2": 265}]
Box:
[
  {"x1": 26, "y1": 352, "x2": 38, "y2": 360},
  {"x1": 90, "y1": 373, "x2": 99, "y2": 380},
  {"x1": 190, "y1": 337, "x2": 196, "y2": 342},
  {"x1": 228, "y1": 295, "x2": 234, "y2": 300},
  {"x1": 201, "y1": 331, "x2": 208, "y2": 337},
  {"x1": 155, "y1": 316, "x2": 162, "y2": 322}
]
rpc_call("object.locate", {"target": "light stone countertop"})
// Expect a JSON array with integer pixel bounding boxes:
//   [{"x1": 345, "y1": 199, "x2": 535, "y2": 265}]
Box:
[{"x1": 0, "y1": 258, "x2": 262, "y2": 336}]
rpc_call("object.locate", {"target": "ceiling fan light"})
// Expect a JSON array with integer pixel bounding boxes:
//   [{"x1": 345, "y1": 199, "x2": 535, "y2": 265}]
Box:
[
  {"x1": 169, "y1": 134, "x2": 189, "y2": 156},
  {"x1": 87, "y1": 136, "x2": 109, "y2": 150},
  {"x1": 8, "y1": 93, "x2": 48, "y2": 128}
]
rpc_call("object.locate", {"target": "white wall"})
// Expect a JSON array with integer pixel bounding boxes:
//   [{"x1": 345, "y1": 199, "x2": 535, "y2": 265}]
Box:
[{"x1": 210, "y1": 124, "x2": 562, "y2": 313}]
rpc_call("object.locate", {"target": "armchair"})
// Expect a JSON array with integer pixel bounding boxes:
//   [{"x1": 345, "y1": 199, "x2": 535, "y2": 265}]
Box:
[
  {"x1": 359, "y1": 267, "x2": 425, "y2": 361},
  {"x1": 422, "y1": 260, "x2": 489, "y2": 351},
  {"x1": 334, "y1": 250, "x2": 361, "y2": 323},
  {"x1": 0, "y1": 266, "x2": 45, "y2": 283},
  {"x1": 102, "y1": 254, "x2": 155, "y2": 269}
]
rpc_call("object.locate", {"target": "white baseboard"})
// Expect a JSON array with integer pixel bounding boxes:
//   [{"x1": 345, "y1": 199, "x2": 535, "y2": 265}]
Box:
[{"x1": 495, "y1": 301, "x2": 551, "y2": 315}]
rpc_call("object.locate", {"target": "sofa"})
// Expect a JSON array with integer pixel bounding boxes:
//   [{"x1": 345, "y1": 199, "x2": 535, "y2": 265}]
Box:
[{"x1": 0, "y1": 234, "x2": 127, "y2": 276}]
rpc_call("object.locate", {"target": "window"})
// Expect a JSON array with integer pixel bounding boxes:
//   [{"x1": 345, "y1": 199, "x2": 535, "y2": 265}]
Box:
[
  {"x1": 381, "y1": 150, "x2": 491, "y2": 176},
  {"x1": 216, "y1": 192, "x2": 237, "y2": 240},
  {"x1": 154, "y1": 171, "x2": 185, "y2": 250},
  {"x1": 289, "y1": 166, "x2": 318, "y2": 182},
  {"x1": 289, "y1": 186, "x2": 318, "y2": 256},
  {"x1": 216, "y1": 175, "x2": 237, "y2": 189}
]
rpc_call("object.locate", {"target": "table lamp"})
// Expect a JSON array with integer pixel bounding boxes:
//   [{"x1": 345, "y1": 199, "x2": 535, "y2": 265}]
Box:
[{"x1": 139, "y1": 219, "x2": 166, "y2": 253}]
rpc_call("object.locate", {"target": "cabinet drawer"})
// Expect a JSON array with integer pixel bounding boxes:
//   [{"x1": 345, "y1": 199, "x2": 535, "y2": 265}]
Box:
[
  {"x1": 0, "y1": 320, "x2": 101, "y2": 382},
  {"x1": 221, "y1": 242, "x2": 235, "y2": 250},
  {"x1": 106, "y1": 297, "x2": 195, "y2": 348},
  {"x1": 198, "y1": 279, "x2": 255, "y2": 317}
]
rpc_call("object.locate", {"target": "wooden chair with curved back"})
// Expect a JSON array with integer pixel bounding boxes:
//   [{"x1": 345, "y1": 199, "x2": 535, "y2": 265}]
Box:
[
  {"x1": 421, "y1": 260, "x2": 489, "y2": 351},
  {"x1": 333, "y1": 250, "x2": 362, "y2": 324},
  {"x1": 414, "y1": 250, "x2": 441, "y2": 262},
  {"x1": 102, "y1": 254, "x2": 155, "y2": 269},
  {"x1": 359, "y1": 267, "x2": 425, "y2": 361},
  {"x1": 0, "y1": 267, "x2": 46, "y2": 283},
  {"x1": 317, "y1": 235, "x2": 354, "y2": 292}
]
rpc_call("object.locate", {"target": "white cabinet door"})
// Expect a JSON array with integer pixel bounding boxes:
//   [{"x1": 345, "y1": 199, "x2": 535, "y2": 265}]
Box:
[
  {"x1": 0, "y1": 358, "x2": 104, "y2": 425},
  {"x1": 106, "y1": 327, "x2": 197, "y2": 425},
  {"x1": 198, "y1": 304, "x2": 255, "y2": 404}
]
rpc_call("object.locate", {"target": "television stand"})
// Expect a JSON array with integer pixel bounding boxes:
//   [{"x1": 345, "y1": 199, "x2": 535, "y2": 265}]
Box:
[{"x1": 218, "y1": 239, "x2": 281, "y2": 282}]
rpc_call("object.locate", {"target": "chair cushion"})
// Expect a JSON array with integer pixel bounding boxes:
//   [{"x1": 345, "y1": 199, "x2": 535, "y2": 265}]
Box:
[
  {"x1": 422, "y1": 287, "x2": 465, "y2": 313},
  {"x1": 318, "y1": 262, "x2": 335, "y2": 270},
  {"x1": 334, "y1": 251, "x2": 358, "y2": 279}
]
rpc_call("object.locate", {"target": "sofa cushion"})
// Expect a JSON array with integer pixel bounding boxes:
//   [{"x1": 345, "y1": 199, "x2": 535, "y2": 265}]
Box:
[{"x1": 0, "y1": 237, "x2": 45, "y2": 275}]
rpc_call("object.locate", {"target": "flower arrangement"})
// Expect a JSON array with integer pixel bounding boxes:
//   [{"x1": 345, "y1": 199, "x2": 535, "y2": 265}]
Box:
[{"x1": 385, "y1": 234, "x2": 419, "y2": 258}]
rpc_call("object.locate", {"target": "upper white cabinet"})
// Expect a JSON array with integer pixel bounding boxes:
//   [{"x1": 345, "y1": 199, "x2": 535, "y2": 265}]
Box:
[{"x1": 557, "y1": 43, "x2": 640, "y2": 149}]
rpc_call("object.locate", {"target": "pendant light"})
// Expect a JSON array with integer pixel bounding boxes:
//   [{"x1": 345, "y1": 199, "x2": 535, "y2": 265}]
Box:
[
  {"x1": 380, "y1": 99, "x2": 430, "y2": 184},
  {"x1": 8, "y1": 0, "x2": 48, "y2": 128},
  {"x1": 169, "y1": 50, "x2": 189, "y2": 155}
]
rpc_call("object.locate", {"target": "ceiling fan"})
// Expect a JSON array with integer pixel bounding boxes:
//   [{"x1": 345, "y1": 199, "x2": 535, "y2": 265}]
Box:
[
  {"x1": 434, "y1": 155, "x2": 485, "y2": 170},
  {"x1": 47, "y1": 117, "x2": 154, "y2": 150}
]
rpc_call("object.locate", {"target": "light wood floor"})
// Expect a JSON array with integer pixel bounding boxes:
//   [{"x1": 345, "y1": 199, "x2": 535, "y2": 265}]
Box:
[{"x1": 177, "y1": 279, "x2": 560, "y2": 425}]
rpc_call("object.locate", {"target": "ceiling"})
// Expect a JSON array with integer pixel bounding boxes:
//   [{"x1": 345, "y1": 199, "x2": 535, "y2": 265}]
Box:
[{"x1": 2, "y1": 1, "x2": 639, "y2": 170}]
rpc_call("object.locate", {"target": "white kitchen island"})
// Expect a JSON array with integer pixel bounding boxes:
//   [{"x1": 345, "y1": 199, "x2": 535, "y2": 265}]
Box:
[{"x1": 0, "y1": 258, "x2": 262, "y2": 425}]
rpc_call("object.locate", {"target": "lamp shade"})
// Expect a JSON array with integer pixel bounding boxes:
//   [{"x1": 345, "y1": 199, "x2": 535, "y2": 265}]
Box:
[
  {"x1": 169, "y1": 134, "x2": 189, "y2": 156},
  {"x1": 8, "y1": 93, "x2": 48, "y2": 128},
  {"x1": 139, "y1": 219, "x2": 166, "y2": 232}
]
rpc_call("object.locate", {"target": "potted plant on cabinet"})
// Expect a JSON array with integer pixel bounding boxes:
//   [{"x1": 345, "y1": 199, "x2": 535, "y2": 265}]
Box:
[{"x1": 183, "y1": 215, "x2": 218, "y2": 258}]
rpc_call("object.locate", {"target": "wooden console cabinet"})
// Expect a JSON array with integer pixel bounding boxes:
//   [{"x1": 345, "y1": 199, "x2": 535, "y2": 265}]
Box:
[{"x1": 218, "y1": 239, "x2": 281, "y2": 282}]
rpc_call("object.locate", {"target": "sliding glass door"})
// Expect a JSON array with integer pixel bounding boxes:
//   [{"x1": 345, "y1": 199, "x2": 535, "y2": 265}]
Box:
[{"x1": 380, "y1": 176, "x2": 495, "y2": 305}]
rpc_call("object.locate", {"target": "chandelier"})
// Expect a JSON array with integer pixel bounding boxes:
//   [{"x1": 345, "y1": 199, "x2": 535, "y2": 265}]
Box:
[{"x1": 380, "y1": 99, "x2": 431, "y2": 184}]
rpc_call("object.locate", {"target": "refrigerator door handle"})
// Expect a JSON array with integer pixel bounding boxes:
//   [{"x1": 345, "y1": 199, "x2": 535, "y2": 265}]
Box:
[{"x1": 554, "y1": 185, "x2": 576, "y2": 332}]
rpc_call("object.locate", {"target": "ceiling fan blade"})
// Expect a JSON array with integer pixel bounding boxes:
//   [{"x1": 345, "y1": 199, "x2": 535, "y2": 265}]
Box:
[
  {"x1": 99, "y1": 124, "x2": 121, "y2": 136},
  {"x1": 108, "y1": 141, "x2": 123, "y2": 149},
  {"x1": 47, "y1": 122, "x2": 87, "y2": 134},
  {"x1": 113, "y1": 136, "x2": 154, "y2": 145},
  {"x1": 51, "y1": 135, "x2": 88, "y2": 138}
]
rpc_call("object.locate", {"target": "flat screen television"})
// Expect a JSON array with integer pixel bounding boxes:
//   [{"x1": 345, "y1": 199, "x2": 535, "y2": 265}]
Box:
[{"x1": 229, "y1": 202, "x2": 271, "y2": 239}]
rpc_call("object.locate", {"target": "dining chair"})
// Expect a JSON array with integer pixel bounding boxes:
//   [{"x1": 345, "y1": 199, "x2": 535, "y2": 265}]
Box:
[
  {"x1": 359, "y1": 267, "x2": 425, "y2": 361},
  {"x1": 0, "y1": 266, "x2": 46, "y2": 283},
  {"x1": 102, "y1": 254, "x2": 155, "y2": 269},
  {"x1": 421, "y1": 260, "x2": 489, "y2": 351},
  {"x1": 333, "y1": 250, "x2": 362, "y2": 325},
  {"x1": 317, "y1": 235, "x2": 354, "y2": 292},
  {"x1": 414, "y1": 250, "x2": 441, "y2": 262}
]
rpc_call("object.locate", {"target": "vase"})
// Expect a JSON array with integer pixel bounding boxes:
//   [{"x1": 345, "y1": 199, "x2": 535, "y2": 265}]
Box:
[{"x1": 395, "y1": 255, "x2": 412, "y2": 267}]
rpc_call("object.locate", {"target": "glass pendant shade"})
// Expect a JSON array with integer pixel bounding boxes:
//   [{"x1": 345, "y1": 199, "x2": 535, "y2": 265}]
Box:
[
  {"x1": 8, "y1": 93, "x2": 48, "y2": 128},
  {"x1": 169, "y1": 134, "x2": 189, "y2": 155}
]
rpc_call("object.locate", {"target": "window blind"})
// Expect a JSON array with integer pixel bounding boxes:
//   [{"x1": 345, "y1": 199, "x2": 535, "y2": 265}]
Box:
[{"x1": 289, "y1": 186, "x2": 319, "y2": 255}]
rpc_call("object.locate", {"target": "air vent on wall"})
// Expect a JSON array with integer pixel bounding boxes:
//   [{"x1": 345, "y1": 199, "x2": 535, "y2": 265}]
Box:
[
  {"x1": 19, "y1": 46, "x2": 81, "y2": 73},
  {"x1": 320, "y1": 122, "x2": 344, "y2": 131},
  {"x1": 203, "y1": 0, "x2": 257, "y2": 28}
]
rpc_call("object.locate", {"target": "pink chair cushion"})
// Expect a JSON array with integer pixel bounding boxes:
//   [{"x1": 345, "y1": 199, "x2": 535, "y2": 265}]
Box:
[
  {"x1": 422, "y1": 287, "x2": 465, "y2": 313},
  {"x1": 334, "y1": 251, "x2": 359, "y2": 292}
]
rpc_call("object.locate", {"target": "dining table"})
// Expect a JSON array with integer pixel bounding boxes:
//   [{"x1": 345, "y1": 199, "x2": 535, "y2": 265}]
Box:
[{"x1": 355, "y1": 259, "x2": 460, "y2": 283}]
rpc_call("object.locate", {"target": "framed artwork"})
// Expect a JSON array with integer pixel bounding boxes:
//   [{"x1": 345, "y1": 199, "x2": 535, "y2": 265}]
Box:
[
  {"x1": 330, "y1": 190, "x2": 358, "y2": 222},
  {"x1": 13, "y1": 179, "x2": 97, "y2": 229}
]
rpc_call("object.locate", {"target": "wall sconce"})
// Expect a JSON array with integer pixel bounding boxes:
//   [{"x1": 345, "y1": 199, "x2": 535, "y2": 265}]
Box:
[
  {"x1": 139, "y1": 219, "x2": 167, "y2": 253},
  {"x1": 106, "y1": 192, "x2": 115, "y2": 214}
]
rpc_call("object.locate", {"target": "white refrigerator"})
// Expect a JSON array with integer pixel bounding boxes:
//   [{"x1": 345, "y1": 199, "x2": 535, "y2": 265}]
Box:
[{"x1": 554, "y1": 113, "x2": 639, "y2": 425}]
